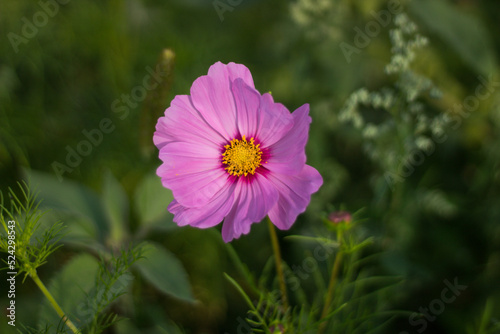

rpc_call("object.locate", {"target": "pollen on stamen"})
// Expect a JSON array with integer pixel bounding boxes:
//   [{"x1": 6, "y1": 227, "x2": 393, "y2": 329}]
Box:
[{"x1": 222, "y1": 136, "x2": 263, "y2": 177}]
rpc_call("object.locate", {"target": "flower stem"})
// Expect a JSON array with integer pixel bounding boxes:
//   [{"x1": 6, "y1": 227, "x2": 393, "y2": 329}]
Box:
[
  {"x1": 318, "y1": 229, "x2": 344, "y2": 334},
  {"x1": 30, "y1": 271, "x2": 79, "y2": 334},
  {"x1": 267, "y1": 218, "x2": 289, "y2": 313}
]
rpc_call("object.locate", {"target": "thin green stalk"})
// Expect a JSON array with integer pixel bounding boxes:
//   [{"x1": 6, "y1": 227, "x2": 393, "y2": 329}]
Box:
[
  {"x1": 31, "y1": 271, "x2": 79, "y2": 334},
  {"x1": 267, "y1": 218, "x2": 289, "y2": 313},
  {"x1": 318, "y1": 229, "x2": 344, "y2": 334}
]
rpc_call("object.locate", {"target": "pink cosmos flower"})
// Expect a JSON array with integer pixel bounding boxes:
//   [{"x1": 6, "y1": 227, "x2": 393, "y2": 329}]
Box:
[{"x1": 153, "y1": 62, "x2": 323, "y2": 242}]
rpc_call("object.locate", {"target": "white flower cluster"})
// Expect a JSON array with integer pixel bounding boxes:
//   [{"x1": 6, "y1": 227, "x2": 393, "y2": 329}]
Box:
[{"x1": 339, "y1": 13, "x2": 448, "y2": 187}]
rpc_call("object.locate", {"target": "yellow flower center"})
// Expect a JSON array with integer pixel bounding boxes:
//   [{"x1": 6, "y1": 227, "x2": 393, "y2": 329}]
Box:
[{"x1": 222, "y1": 136, "x2": 262, "y2": 177}]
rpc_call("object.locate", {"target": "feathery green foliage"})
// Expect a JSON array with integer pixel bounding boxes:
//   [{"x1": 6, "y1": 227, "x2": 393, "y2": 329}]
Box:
[
  {"x1": 226, "y1": 213, "x2": 406, "y2": 334},
  {"x1": 79, "y1": 246, "x2": 143, "y2": 333},
  {"x1": 0, "y1": 182, "x2": 64, "y2": 280}
]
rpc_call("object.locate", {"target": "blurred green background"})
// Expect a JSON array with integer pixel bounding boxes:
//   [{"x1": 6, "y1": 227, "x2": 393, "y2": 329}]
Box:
[{"x1": 1, "y1": 0, "x2": 500, "y2": 333}]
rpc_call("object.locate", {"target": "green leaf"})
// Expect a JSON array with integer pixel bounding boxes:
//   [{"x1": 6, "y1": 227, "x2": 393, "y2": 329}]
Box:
[
  {"x1": 344, "y1": 237, "x2": 374, "y2": 254},
  {"x1": 101, "y1": 170, "x2": 129, "y2": 244},
  {"x1": 134, "y1": 242, "x2": 194, "y2": 302},
  {"x1": 24, "y1": 169, "x2": 108, "y2": 242},
  {"x1": 409, "y1": 0, "x2": 497, "y2": 76},
  {"x1": 134, "y1": 173, "x2": 176, "y2": 231},
  {"x1": 39, "y1": 253, "x2": 100, "y2": 329}
]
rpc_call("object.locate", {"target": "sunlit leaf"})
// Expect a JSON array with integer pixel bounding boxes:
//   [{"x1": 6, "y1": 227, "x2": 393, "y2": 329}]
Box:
[
  {"x1": 134, "y1": 173, "x2": 176, "y2": 231},
  {"x1": 134, "y1": 242, "x2": 194, "y2": 302},
  {"x1": 24, "y1": 169, "x2": 108, "y2": 242}
]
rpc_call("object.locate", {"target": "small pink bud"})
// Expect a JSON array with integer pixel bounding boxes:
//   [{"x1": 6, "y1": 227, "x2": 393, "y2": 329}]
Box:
[{"x1": 328, "y1": 211, "x2": 352, "y2": 224}]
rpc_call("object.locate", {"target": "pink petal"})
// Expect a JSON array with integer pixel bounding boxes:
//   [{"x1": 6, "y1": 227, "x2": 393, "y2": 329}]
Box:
[
  {"x1": 190, "y1": 75, "x2": 238, "y2": 141},
  {"x1": 160, "y1": 141, "x2": 220, "y2": 159},
  {"x1": 154, "y1": 95, "x2": 226, "y2": 150},
  {"x1": 188, "y1": 62, "x2": 256, "y2": 142},
  {"x1": 265, "y1": 104, "x2": 311, "y2": 174},
  {"x1": 208, "y1": 61, "x2": 255, "y2": 89},
  {"x1": 168, "y1": 182, "x2": 236, "y2": 228},
  {"x1": 232, "y1": 78, "x2": 261, "y2": 138},
  {"x1": 157, "y1": 141, "x2": 227, "y2": 207},
  {"x1": 221, "y1": 175, "x2": 279, "y2": 242},
  {"x1": 255, "y1": 93, "x2": 294, "y2": 147},
  {"x1": 157, "y1": 153, "x2": 219, "y2": 177},
  {"x1": 159, "y1": 164, "x2": 228, "y2": 208},
  {"x1": 268, "y1": 164, "x2": 323, "y2": 230}
]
